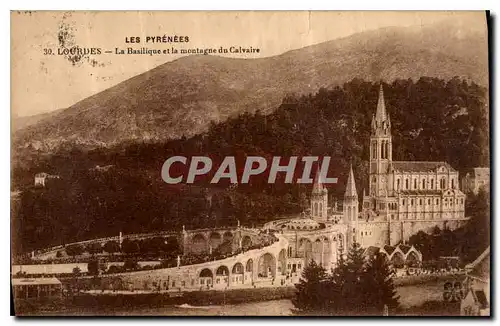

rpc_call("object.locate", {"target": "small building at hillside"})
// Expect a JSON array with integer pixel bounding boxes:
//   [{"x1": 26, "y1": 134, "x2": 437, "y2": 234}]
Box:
[
  {"x1": 461, "y1": 167, "x2": 490, "y2": 195},
  {"x1": 461, "y1": 247, "x2": 490, "y2": 316},
  {"x1": 34, "y1": 173, "x2": 60, "y2": 187},
  {"x1": 12, "y1": 277, "x2": 63, "y2": 300}
]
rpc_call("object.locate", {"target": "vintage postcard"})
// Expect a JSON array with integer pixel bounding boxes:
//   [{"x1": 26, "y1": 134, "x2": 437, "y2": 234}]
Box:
[{"x1": 10, "y1": 11, "x2": 490, "y2": 316}]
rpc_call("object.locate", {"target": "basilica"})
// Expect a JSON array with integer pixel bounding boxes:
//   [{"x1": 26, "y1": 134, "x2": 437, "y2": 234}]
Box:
[{"x1": 306, "y1": 85, "x2": 468, "y2": 248}]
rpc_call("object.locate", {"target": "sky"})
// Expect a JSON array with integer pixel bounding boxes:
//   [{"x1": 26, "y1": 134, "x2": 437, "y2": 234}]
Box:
[{"x1": 11, "y1": 11, "x2": 486, "y2": 117}]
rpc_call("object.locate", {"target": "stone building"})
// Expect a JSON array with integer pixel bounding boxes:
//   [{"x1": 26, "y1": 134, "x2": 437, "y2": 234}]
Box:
[{"x1": 461, "y1": 167, "x2": 490, "y2": 195}]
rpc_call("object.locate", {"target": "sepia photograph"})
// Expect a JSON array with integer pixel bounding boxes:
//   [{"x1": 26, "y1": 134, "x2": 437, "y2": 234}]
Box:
[{"x1": 10, "y1": 11, "x2": 490, "y2": 317}]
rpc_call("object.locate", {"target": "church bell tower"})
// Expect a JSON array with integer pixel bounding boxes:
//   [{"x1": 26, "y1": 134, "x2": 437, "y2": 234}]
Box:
[{"x1": 369, "y1": 84, "x2": 392, "y2": 198}]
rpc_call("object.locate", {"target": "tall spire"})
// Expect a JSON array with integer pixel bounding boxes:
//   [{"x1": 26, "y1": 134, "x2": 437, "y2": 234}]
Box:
[
  {"x1": 375, "y1": 84, "x2": 387, "y2": 123},
  {"x1": 344, "y1": 164, "x2": 357, "y2": 198}
]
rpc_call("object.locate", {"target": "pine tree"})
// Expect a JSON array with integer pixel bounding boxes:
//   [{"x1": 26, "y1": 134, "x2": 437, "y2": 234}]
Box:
[
  {"x1": 363, "y1": 252, "x2": 400, "y2": 315},
  {"x1": 292, "y1": 260, "x2": 330, "y2": 315},
  {"x1": 342, "y1": 242, "x2": 367, "y2": 311},
  {"x1": 326, "y1": 252, "x2": 347, "y2": 314}
]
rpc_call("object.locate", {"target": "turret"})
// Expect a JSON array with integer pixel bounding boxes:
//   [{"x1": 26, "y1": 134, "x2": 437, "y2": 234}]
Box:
[
  {"x1": 344, "y1": 164, "x2": 358, "y2": 200},
  {"x1": 343, "y1": 165, "x2": 359, "y2": 247},
  {"x1": 311, "y1": 165, "x2": 328, "y2": 222}
]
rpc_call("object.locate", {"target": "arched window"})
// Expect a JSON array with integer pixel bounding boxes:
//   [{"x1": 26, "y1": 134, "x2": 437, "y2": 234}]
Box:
[
  {"x1": 451, "y1": 179, "x2": 455, "y2": 189},
  {"x1": 405, "y1": 179, "x2": 409, "y2": 189},
  {"x1": 440, "y1": 178, "x2": 446, "y2": 189},
  {"x1": 414, "y1": 179, "x2": 417, "y2": 189},
  {"x1": 422, "y1": 179, "x2": 426, "y2": 189},
  {"x1": 381, "y1": 141, "x2": 385, "y2": 159},
  {"x1": 397, "y1": 179, "x2": 400, "y2": 190},
  {"x1": 319, "y1": 203, "x2": 323, "y2": 217},
  {"x1": 385, "y1": 141, "x2": 390, "y2": 159},
  {"x1": 431, "y1": 179, "x2": 434, "y2": 189},
  {"x1": 372, "y1": 142, "x2": 377, "y2": 159}
]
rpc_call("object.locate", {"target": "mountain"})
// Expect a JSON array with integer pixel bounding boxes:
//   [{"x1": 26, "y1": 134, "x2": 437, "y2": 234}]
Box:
[
  {"x1": 12, "y1": 108, "x2": 66, "y2": 132},
  {"x1": 13, "y1": 19, "x2": 488, "y2": 150}
]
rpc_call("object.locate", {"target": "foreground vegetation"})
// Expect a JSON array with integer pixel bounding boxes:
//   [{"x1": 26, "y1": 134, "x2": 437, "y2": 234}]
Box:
[{"x1": 293, "y1": 242, "x2": 399, "y2": 316}]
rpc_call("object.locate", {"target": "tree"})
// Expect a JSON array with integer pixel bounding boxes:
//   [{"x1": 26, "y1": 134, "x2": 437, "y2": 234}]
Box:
[
  {"x1": 363, "y1": 252, "x2": 400, "y2": 315},
  {"x1": 87, "y1": 259, "x2": 100, "y2": 275},
  {"x1": 459, "y1": 189, "x2": 490, "y2": 262},
  {"x1": 66, "y1": 244, "x2": 84, "y2": 257},
  {"x1": 86, "y1": 242, "x2": 103, "y2": 255},
  {"x1": 292, "y1": 260, "x2": 330, "y2": 315},
  {"x1": 72, "y1": 266, "x2": 81, "y2": 276},
  {"x1": 123, "y1": 258, "x2": 139, "y2": 271},
  {"x1": 103, "y1": 240, "x2": 120, "y2": 254},
  {"x1": 122, "y1": 239, "x2": 140, "y2": 254}
]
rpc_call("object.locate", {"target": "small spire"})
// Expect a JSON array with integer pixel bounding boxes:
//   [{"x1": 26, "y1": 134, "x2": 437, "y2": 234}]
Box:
[
  {"x1": 375, "y1": 84, "x2": 387, "y2": 123},
  {"x1": 344, "y1": 164, "x2": 358, "y2": 198},
  {"x1": 312, "y1": 163, "x2": 324, "y2": 193}
]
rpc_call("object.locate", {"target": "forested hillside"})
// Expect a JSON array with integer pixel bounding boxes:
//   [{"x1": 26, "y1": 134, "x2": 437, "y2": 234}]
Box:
[{"x1": 11, "y1": 78, "x2": 489, "y2": 254}]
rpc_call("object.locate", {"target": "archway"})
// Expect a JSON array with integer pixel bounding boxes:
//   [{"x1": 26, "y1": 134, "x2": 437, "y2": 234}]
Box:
[
  {"x1": 199, "y1": 268, "x2": 213, "y2": 288},
  {"x1": 391, "y1": 252, "x2": 405, "y2": 268},
  {"x1": 258, "y1": 253, "x2": 276, "y2": 278},
  {"x1": 406, "y1": 251, "x2": 420, "y2": 267},
  {"x1": 298, "y1": 238, "x2": 313, "y2": 266},
  {"x1": 278, "y1": 249, "x2": 287, "y2": 275},
  {"x1": 246, "y1": 259, "x2": 254, "y2": 272},
  {"x1": 215, "y1": 265, "x2": 230, "y2": 287},
  {"x1": 242, "y1": 236, "x2": 252, "y2": 250},
  {"x1": 191, "y1": 234, "x2": 207, "y2": 254},
  {"x1": 245, "y1": 259, "x2": 254, "y2": 284},
  {"x1": 321, "y1": 237, "x2": 331, "y2": 267},
  {"x1": 216, "y1": 265, "x2": 229, "y2": 276},
  {"x1": 337, "y1": 234, "x2": 345, "y2": 253},
  {"x1": 209, "y1": 232, "x2": 222, "y2": 250},
  {"x1": 223, "y1": 231, "x2": 233, "y2": 243},
  {"x1": 231, "y1": 262, "x2": 244, "y2": 284},
  {"x1": 312, "y1": 239, "x2": 323, "y2": 265}
]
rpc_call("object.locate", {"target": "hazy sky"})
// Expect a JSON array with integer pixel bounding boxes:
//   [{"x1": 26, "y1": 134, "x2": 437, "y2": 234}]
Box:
[{"x1": 11, "y1": 11, "x2": 485, "y2": 117}]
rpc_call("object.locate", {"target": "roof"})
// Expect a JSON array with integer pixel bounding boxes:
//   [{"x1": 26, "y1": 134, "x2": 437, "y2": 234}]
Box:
[
  {"x1": 312, "y1": 164, "x2": 326, "y2": 194},
  {"x1": 344, "y1": 165, "x2": 357, "y2": 198},
  {"x1": 466, "y1": 246, "x2": 490, "y2": 282},
  {"x1": 474, "y1": 290, "x2": 489, "y2": 309},
  {"x1": 398, "y1": 190, "x2": 442, "y2": 196},
  {"x1": 399, "y1": 244, "x2": 411, "y2": 254},
  {"x1": 12, "y1": 277, "x2": 61, "y2": 286},
  {"x1": 384, "y1": 245, "x2": 395, "y2": 255},
  {"x1": 391, "y1": 161, "x2": 456, "y2": 173},
  {"x1": 364, "y1": 246, "x2": 380, "y2": 257},
  {"x1": 282, "y1": 218, "x2": 322, "y2": 230},
  {"x1": 375, "y1": 84, "x2": 387, "y2": 122}
]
